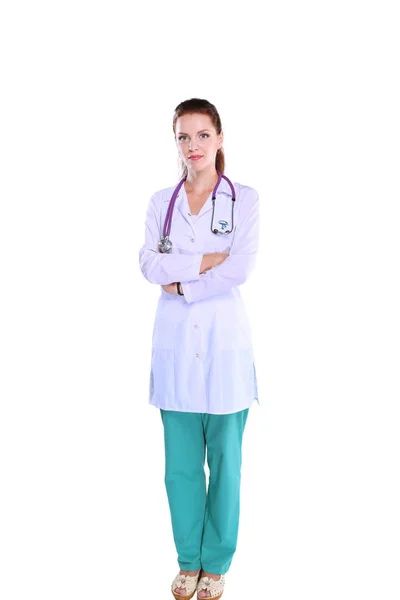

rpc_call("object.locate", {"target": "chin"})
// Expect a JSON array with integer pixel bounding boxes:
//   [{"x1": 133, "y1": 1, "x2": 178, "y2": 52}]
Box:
[{"x1": 189, "y1": 160, "x2": 210, "y2": 170}]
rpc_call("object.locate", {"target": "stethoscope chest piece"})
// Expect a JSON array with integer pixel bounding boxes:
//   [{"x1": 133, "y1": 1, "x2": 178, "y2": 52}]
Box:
[{"x1": 158, "y1": 236, "x2": 172, "y2": 253}]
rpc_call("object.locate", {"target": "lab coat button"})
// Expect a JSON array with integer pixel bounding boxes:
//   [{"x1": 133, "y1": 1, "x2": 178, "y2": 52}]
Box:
[
  {"x1": 196, "y1": 353, "x2": 199, "y2": 358},
  {"x1": 194, "y1": 324, "x2": 198, "y2": 328},
  {"x1": 191, "y1": 238, "x2": 195, "y2": 243}
]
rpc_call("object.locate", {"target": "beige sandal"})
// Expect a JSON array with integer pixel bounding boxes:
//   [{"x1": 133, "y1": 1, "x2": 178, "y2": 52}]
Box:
[
  {"x1": 196, "y1": 574, "x2": 225, "y2": 600},
  {"x1": 171, "y1": 570, "x2": 201, "y2": 600}
]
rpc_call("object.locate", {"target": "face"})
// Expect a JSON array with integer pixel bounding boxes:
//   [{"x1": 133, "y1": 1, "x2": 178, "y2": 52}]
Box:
[{"x1": 175, "y1": 112, "x2": 223, "y2": 172}]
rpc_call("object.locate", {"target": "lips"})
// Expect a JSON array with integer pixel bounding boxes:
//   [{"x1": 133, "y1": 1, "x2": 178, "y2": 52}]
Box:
[{"x1": 189, "y1": 155, "x2": 203, "y2": 160}]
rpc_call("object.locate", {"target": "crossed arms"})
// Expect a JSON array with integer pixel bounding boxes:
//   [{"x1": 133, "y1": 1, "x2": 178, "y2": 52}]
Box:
[{"x1": 138, "y1": 188, "x2": 260, "y2": 304}]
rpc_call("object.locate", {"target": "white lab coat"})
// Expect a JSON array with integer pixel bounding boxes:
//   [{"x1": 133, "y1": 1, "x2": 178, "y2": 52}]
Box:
[{"x1": 139, "y1": 175, "x2": 260, "y2": 414}]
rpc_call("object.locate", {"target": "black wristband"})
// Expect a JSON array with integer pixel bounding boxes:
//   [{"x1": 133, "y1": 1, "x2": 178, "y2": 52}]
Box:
[{"x1": 177, "y1": 282, "x2": 184, "y2": 296}]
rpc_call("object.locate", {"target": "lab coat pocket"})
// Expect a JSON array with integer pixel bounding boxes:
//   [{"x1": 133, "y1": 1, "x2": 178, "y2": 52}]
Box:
[{"x1": 210, "y1": 221, "x2": 236, "y2": 253}]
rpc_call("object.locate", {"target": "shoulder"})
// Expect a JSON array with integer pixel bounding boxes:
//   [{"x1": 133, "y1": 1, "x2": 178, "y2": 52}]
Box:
[
  {"x1": 235, "y1": 182, "x2": 258, "y2": 198},
  {"x1": 234, "y1": 183, "x2": 259, "y2": 215},
  {"x1": 148, "y1": 184, "x2": 176, "y2": 209}
]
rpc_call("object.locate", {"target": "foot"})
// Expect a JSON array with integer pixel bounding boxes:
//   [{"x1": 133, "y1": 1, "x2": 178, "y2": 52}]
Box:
[
  {"x1": 197, "y1": 571, "x2": 222, "y2": 598},
  {"x1": 174, "y1": 569, "x2": 200, "y2": 596}
]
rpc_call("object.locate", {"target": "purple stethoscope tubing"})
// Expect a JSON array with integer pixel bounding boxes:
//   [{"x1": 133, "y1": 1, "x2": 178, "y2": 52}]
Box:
[{"x1": 159, "y1": 170, "x2": 236, "y2": 252}]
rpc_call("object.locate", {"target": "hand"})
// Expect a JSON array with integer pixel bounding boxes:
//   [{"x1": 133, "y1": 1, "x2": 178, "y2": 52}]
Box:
[
  {"x1": 213, "y1": 252, "x2": 230, "y2": 266},
  {"x1": 161, "y1": 283, "x2": 178, "y2": 294},
  {"x1": 200, "y1": 252, "x2": 230, "y2": 274}
]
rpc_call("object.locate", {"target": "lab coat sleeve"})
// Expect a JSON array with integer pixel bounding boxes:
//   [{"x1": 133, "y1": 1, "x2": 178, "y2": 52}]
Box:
[
  {"x1": 139, "y1": 193, "x2": 204, "y2": 285},
  {"x1": 181, "y1": 189, "x2": 260, "y2": 304}
]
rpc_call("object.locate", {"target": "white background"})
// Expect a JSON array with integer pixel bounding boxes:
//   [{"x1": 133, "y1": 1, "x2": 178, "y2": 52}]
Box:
[{"x1": 1, "y1": 1, "x2": 399, "y2": 598}]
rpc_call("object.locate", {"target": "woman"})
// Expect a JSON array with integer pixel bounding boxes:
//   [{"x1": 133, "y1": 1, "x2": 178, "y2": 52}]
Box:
[{"x1": 139, "y1": 98, "x2": 260, "y2": 600}]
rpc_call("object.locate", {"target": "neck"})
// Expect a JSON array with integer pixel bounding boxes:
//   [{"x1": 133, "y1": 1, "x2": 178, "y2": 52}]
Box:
[{"x1": 185, "y1": 165, "x2": 219, "y2": 193}]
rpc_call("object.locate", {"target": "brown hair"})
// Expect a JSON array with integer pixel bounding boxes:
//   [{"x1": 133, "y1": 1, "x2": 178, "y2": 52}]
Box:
[{"x1": 172, "y1": 98, "x2": 225, "y2": 179}]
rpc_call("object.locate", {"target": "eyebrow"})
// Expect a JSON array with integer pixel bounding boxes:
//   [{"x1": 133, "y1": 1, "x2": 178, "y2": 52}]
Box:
[{"x1": 177, "y1": 129, "x2": 211, "y2": 135}]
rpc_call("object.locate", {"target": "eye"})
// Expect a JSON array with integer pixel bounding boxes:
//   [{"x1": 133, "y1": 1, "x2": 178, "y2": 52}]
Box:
[
  {"x1": 178, "y1": 135, "x2": 188, "y2": 141},
  {"x1": 200, "y1": 133, "x2": 209, "y2": 139}
]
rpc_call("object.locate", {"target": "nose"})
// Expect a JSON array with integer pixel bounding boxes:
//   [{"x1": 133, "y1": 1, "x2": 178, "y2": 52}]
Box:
[{"x1": 188, "y1": 138, "x2": 198, "y2": 152}]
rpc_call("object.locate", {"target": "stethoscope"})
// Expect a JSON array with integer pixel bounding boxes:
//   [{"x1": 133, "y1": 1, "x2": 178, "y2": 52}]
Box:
[{"x1": 158, "y1": 170, "x2": 236, "y2": 253}]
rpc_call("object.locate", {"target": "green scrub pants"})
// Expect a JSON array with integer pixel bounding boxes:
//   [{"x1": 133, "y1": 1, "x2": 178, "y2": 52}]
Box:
[{"x1": 160, "y1": 408, "x2": 249, "y2": 575}]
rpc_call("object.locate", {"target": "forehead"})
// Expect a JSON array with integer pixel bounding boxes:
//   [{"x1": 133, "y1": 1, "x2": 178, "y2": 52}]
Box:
[{"x1": 175, "y1": 112, "x2": 215, "y2": 132}]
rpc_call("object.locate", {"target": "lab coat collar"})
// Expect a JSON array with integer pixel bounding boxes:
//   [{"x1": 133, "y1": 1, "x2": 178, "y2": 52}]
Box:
[{"x1": 165, "y1": 175, "x2": 234, "y2": 228}]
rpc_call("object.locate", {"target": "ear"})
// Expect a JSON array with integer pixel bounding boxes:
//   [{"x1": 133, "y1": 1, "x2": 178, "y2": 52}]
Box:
[{"x1": 218, "y1": 130, "x2": 224, "y2": 149}]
